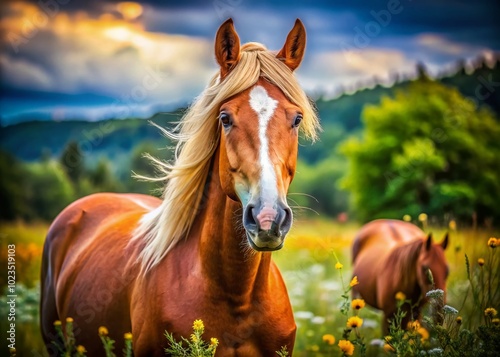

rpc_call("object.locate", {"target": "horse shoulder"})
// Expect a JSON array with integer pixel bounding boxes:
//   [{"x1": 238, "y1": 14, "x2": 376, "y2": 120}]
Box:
[{"x1": 42, "y1": 193, "x2": 160, "y2": 354}]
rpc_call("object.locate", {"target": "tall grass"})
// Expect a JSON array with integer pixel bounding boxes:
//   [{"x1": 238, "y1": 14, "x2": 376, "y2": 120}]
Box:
[{"x1": 1, "y1": 220, "x2": 499, "y2": 356}]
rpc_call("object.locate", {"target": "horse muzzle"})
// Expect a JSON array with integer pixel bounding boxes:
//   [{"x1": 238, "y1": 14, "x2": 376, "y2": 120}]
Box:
[{"x1": 243, "y1": 202, "x2": 292, "y2": 251}]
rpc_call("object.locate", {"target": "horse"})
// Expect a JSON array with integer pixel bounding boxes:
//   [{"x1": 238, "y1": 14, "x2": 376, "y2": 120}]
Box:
[
  {"x1": 40, "y1": 18, "x2": 319, "y2": 356},
  {"x1": 351, "y1": 219, "x2": 449, "y2": 333}
]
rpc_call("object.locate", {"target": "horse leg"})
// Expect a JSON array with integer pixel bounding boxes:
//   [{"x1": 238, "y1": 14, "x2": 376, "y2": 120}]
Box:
[{"x1": 40, "y1": 249, "x2": 61, "y2": 356}]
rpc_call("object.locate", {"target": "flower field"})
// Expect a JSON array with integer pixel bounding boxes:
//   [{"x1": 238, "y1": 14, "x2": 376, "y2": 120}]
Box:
[{"x1": 0, "y1": 218, "x2": 498, "y2": 356}]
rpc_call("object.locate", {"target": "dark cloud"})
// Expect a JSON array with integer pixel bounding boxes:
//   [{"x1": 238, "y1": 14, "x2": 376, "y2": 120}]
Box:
[{"x1": 1, "y1": 0, "x2": 498, "y2": 124}]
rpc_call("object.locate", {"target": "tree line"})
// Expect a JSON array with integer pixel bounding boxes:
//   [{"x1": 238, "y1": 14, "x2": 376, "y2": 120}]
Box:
[{"x1": 0, "y1": 142, "x2": 163, "y2": 221}]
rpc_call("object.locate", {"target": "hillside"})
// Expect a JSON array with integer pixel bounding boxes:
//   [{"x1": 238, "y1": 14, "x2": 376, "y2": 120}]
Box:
[{"x1": 1, "y1": 57, "x2": 499, "y2": 171}]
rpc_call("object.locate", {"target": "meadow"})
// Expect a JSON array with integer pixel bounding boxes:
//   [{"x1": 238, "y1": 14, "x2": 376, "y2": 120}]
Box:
[{"x1": 0, "y1": 217, "x2": 498, "y2": 356}]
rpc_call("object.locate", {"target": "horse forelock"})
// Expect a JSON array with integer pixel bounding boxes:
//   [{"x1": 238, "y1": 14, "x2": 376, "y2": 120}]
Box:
[{"x1": 130, "y1": 42, "x2": 319, "y2": 273}]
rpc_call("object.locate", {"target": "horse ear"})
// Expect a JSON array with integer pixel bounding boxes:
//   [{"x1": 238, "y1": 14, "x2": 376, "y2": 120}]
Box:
[
  {"x1": 441, "y1": 232, "x2": 449, "y2": 250},
  {"x1": 215, "y1": 18, "x2": 241, "y2": 78},
  {"x1": 277, "y1": 19, "x2": 306, "y2": 71},
  {"x1": 425, "y1": 233, "x2": 433, "y2": 251}
]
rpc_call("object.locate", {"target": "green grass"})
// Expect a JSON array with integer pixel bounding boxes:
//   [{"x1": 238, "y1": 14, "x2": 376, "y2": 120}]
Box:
[
  {"x1": 273, "y1": 218, "x2": 499, "y2": 356},
  {"x1": 1, "y1": 220, "x2": 498, "y2": 356}
]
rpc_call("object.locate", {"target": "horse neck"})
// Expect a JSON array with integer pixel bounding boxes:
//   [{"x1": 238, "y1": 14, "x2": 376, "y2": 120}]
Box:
[{"x1": 196, "y1": 148, "x2": 272, "y2": 301}]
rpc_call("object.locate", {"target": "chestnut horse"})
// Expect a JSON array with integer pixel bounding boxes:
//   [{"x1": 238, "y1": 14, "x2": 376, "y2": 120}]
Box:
[
  {"x1": 352, "y1": 219, "x2": 449, "y2": 333},
  {"x1": 40, "y1": 19, "x2": 319, "y2": 356}
]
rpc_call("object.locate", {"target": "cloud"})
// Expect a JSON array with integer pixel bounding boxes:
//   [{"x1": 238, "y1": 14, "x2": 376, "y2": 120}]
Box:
[
  {"x1": 0, "y1": 54, "x2": 53, "y2": 90},
  {"x1": 1, "y1": 2, "x2": 217, "y2": 105},
  {"x1": 417, "y1": 34, "x2": 470, "y2": 55},
  {"x1": 1, "y1": 1, "x2": 499, "y2": 124},
  {"x1": 298, "y1": 48, "x2": 414, "y2": 96}
]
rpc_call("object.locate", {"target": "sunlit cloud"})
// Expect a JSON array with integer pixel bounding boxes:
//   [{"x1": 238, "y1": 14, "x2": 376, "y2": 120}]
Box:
[
  {"x1": 116, "y1": 2, "x2": 143, "y2": 21},
  {"x1": 1, "y1": 1, "x2": 215, "y2": 100},
  {"x1": 0, "y1": 1, "x2": 497, "y2": 124},
  {"x1": 417, "y1": 34, "x2": 469, "y2": 55},
  {"x1": 299, "y1": 48, "x2": 415, "y2": 97}
]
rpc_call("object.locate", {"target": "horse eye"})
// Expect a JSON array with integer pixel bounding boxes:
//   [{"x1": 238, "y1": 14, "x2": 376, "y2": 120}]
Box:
[
  {"x1": 292, "y1": 114, "x2": 303, "y2": 128},
  {"x1": 219, "y1": 112, "x2": 232, "y2": 128}
]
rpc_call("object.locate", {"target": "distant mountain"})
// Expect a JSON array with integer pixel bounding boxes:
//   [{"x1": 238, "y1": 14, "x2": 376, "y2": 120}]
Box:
[
  {"x1": 0, "y1": 111, "x2": 182, "y2": 176},
  {"x1": 0, "y1": 87, "x2": 185, "y2": 126},
  {"x1": 1, "y1": 56, "x2": 499, "y2": 170}
]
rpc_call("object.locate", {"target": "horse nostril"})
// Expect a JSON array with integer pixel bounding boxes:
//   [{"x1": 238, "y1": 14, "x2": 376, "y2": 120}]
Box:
[
  {"x1": 243, "y1": 205, "x2": 257, "y2": 231},
  {"x1": 281, "y1": 207, "x2": 293, "y2": 233}
]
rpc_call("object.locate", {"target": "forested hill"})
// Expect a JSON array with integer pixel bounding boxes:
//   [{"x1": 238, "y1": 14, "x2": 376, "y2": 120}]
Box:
[{"x1": 1, "y1": 57, "x2": 499, "y2": 169}]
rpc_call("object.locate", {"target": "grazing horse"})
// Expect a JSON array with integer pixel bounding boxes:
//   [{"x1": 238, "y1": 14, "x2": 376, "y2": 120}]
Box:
[
  {"x1": 351, "y1": 219, "x2": 449, "y2": 333},
  {"x1": 40, "y1": 19, "x2": 319, "y2": 356}
]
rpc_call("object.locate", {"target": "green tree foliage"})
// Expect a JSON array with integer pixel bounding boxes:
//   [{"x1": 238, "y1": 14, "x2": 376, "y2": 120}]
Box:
[
  {"x1": 340, "y1": 79, "x2": 500, "y2": 223},
  {"x1": 23, "y1": 160, "x2": 76, "y2": 221},
  {"x1": 88, "y1": 158, "x2": 123, "y2": 192},
  {"x1": 127, "y1": 142, "x2": 165, "y2": 196},
  {"x1": 0, "y1": 151, "x2": 28, "y2": 220},
  {"x1": 59, "y1": 141, "x2": 85, "y2": 185},
  {"x1": 290, "y1": 159, "x2": 349, "y2": 218}
]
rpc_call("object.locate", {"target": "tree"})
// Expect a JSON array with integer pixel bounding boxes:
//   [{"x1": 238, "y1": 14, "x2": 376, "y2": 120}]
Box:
[
  {"x1": 290, "y1": 159, "x2": 349, "y2": 218},
  {"x1": 126, "y1": 142, "x2": 167, "y2": 196},
  {"x1": 88, "y1": 158, "x2": 123, "y2": 192},
  {"x1": 24, "y1": 160, "x2": 76, "y2": 221},
  {"x1": 0, "y1": 151, "x2": 28, "y2": 220},
  {"x1": 340, "y1": 79, "x2": 500, "y2": 224},
  {"x1": 59, "y1": 141, "x2": 84, "y2": 185}
]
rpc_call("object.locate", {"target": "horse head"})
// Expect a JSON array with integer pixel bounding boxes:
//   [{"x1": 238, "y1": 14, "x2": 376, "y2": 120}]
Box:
[
  {"x1": 416, "y1": 233, "x2": 449, "y2": 299},
  {"x1": 214, "y1": 19, "x2": 310, "y2": 251}
]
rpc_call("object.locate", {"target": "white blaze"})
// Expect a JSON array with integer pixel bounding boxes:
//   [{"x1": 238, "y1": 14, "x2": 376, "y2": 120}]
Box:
[{"x1": 249, "y1": 85, "x2": 278, "y2": 208}]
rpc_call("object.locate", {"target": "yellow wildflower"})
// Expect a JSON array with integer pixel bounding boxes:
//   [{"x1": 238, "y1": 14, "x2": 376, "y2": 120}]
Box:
[
  {"x1": 190, "y1": 334, "x2": 198, "y2": 343},
  {"x1": 488, "y1": 237, "x2": 498, "y2": 248},
  {"x1": 193, "y1": 319, "x2": 204, "y2": 331},
  {"x1": 349, "y1": 276, "x2": 359, "y2": 287},
  {"x1": 395, "y1": 292, "x2": 406, "y2": 301},
  {"x1": 66, "y1": 317, "x2": 74, "y2": 323},
  {"x1": 485, "y1": 308, "x2": 498, "y2": 317},
  {"x1": 76, "y1": 345, "x2": 86, "y2": 354},
  {"x1": 351, "y1": 299, "x2": 365, "y2": 310},
  {"x1": 449, "y1": 220, "x2": 457, "y2": 230},
  {"x1": 322, "y1": 334, "x2": 335, "y2": 345},
  {"x1": 418, "y1": 327, "x2": 429, "y2": 341},
  {"x1": 347, "y1": 316, "x2": 363, "y2": 328},
  {"x1": 335, "y1": 262, "x2": 343, "y2": 270},
  {"x1": 403, "y1": 214, "x2": 411, "y2": 222},
  {"x1": 456, "y1": 316, "x2": 462, "y2": 324},
  {"x1": 383, "y1": 343, "x2": 395, "y2": 352},
  {"x1": 478, "y1": 258, "x2": 485, "y2": 266},
  {"x1": 418, "y1": 213, "x2": 428, "y2": 222},
  {"x1": 124, "y1": 332, "x2": 133, "y2": 340},
  {"x1": 210, "y1": 337, "x2": 219, "y2": 346},
  {"x1": 53, "y1": 320, "x2": 62, "y2": 326},
  {"x1": 98, "y1": 326, "x2": 109, "y2": 336},
  {"x1": 492, "y1": 318, "x2": 500, "y2": 326},
  {"x1": 338, "y1": 340, "x2": 355, "y2": 356},
  {"x1": 407, "y1": 320, "x2": 421, "y2": 331}
]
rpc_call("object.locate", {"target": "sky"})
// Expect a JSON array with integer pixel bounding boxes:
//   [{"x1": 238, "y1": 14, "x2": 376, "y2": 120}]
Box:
[{"x1": 1, "y1": 0, "x2": 499, "y2": 125}]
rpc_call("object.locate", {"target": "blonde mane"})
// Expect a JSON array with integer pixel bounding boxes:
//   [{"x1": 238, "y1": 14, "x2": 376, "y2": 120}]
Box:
[{"x1": 132, "y1": 42, "x2": 320, "y2": 272}]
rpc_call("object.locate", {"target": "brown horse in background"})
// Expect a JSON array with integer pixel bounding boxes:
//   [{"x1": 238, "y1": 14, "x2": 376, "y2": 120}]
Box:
[
  {"x1": 352, "y1": 219, "x2": 449, "y2": 333},
  {"x1": 40, "y1": 19, "x2": 319, "y2": 356}
]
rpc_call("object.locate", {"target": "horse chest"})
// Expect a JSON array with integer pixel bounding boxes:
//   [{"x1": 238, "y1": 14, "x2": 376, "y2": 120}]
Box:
[{"x1": 153, "y1": 284, "x2": 294, "y2": 355}]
